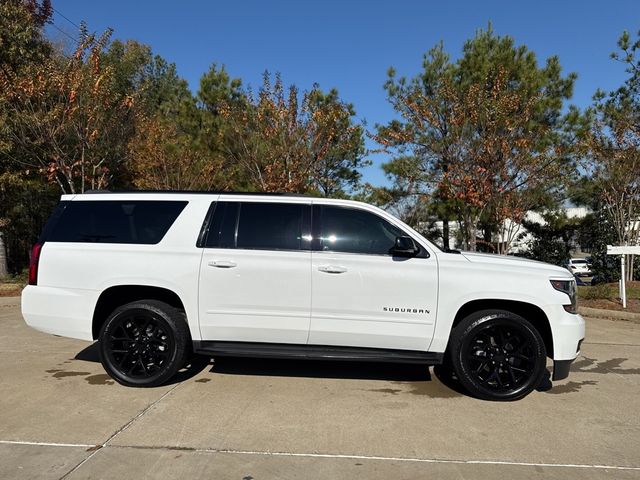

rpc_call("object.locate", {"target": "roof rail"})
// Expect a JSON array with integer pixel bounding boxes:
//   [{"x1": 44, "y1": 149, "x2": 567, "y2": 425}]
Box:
[{"x1": 79, "y1": 189, "x2": 312, "y2": 197}]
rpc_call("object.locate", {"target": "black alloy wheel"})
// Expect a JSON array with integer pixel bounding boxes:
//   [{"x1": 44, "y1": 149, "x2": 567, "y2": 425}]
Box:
[
  {"x1": 450, "y1": 310, "x2": 547, "y2": 401},
  {"x1": 99, "y1": 300, "x2": 190, "y2": 387}
]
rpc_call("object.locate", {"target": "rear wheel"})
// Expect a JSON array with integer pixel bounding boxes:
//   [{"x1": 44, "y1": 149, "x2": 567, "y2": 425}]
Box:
[
  {"x1": 99, "y1": 300, "x2": 190, "y2": 387},
  {"x1": 449, "y1": 309, "x2": 547, "y2": 401}
]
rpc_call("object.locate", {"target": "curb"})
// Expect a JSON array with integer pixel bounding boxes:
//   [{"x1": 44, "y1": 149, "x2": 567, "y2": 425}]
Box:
[{"x1": 578, "y1": 305, "x2": 640, "y2": 322}]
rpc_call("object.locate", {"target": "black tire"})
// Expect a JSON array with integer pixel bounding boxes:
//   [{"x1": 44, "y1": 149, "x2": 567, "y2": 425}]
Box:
[
  {"x1": 448, "y1": 309, "x2": 547, "y2": 401},
  {"x1": 98, "y1": 300, "x2": 191, "y2": 387}
]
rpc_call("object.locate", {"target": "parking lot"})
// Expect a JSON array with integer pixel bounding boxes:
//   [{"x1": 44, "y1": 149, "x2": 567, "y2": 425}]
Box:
[{"x1": 1, "y1": 296, "x2": 639, "y2": 479}]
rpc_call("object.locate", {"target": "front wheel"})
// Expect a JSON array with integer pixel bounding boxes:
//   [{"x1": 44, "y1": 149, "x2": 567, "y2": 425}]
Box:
[
  {"x1": 99, "y1": 300, "x2": 191, "y2": 387},
  {"x1": 449, "y1": 310, "x2": 547, "y2": 401}
]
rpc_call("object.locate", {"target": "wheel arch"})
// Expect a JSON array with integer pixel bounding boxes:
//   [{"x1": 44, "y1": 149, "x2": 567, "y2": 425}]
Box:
[
  {"x1": 451, "y1": 299, "x2": 553, "y2": 358},
  {"x1": 92, "y1": 285, "x2": 186, "y2": 340}
]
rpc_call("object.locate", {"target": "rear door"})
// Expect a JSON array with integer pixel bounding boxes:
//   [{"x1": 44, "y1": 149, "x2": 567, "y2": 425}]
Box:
[{"x1": 198, "y1": 200, "x2": 312, "y2": 344}]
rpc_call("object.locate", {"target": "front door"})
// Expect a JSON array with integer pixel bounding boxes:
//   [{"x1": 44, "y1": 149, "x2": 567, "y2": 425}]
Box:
[
  {"x1": 309, "y1": 204, "x2": 438, "y2": 351},
  {"x1": 198, "y1": 200, "x2": 312, "y2": 344}
]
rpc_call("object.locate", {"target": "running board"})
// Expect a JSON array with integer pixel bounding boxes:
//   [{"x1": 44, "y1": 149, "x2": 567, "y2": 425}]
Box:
[{"x1": 193, "y1": 341, "x2": 443, "y2": 364}]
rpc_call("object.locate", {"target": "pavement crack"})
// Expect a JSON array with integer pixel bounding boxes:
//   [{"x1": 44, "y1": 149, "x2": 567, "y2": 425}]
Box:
[{"x1": 57, "y1": 383, "x2": 181, "y2": 479}]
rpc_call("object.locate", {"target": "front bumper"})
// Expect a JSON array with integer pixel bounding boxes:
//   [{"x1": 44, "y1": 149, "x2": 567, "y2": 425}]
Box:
[
  {"x1": 544, "y1": 305, "x2": 585, "y2": 381},
  {"x1": 553, "y1": 359, "x2": 575, "y2": 381}
]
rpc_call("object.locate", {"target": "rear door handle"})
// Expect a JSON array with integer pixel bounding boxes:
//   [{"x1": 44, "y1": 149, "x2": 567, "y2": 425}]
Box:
[
  {"x1": 208, "y1": 260, "x2": 237, "y2": 268},
  {"x1": 318, "y1": 265, "x2": 348, "y2": 274}
]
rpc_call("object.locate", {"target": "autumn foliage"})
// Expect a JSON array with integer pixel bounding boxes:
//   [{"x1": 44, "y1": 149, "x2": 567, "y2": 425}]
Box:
[
  {"x1": 1, "y1": 2, "x2": 640, "y2": 276},
  {"x1": 1, "y1": 26, "x2": 135, "y2": 193},
  {"x1": 375, "y1": 28, "x2": 576, "y2": 252}
]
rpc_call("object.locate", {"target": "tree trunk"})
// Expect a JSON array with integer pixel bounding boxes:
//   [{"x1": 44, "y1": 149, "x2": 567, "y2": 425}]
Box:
[
  {"x1": 464, "y1": 215, "x2": 477, "y2": 252},
  {"x1": 483, "y1": 222, "x2": 493, "y2": 253},
  {"x1": 0, "y1": 231, "x2": 8, "y2": 281},
  {"x1": 442, "y1": 217, "x2": 450, "y2": 250}
]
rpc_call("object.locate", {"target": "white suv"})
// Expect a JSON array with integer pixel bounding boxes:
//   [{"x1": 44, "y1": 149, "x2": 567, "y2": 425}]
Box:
[{"x1": 21, "y1": 192, "x2": 585, "y2": 400}]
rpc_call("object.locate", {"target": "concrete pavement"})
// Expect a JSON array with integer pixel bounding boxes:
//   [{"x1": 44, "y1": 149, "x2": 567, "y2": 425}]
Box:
[{"x1": 1, "y1": 296, "x2": 639, "y2": 479}]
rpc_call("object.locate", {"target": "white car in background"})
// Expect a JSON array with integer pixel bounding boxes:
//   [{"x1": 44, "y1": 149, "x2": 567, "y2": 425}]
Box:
[{"x1": 566, "y1": 258, "x2": 591, "y2": 277}]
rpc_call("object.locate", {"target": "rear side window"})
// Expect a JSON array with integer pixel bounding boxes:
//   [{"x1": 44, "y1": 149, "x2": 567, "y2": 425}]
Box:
[
  {"x1": 237, "y1": 203, "x2": 305, "y2": 250},
  {"x1": 204, "y1": 201, "x2": 310, "y2": 251},
  {"x1": 205, "y1": 202, "x2": 239, "y2": 248},
  {"x1": 46, "y1": 201, "x2": 187, "y2": 244}
]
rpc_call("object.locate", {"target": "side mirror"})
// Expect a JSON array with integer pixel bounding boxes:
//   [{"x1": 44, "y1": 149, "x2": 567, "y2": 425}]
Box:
[{"x1": 390, "y1": 236, "x2": 419, "y2": 257}]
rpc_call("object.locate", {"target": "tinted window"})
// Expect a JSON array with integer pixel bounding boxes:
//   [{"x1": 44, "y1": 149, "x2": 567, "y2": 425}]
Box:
[
  {"x1": 46, "y1": 201, "x2": 187, "y2": 244},
  {"x1": 205, "y1": 202, "x2": 239, "y2": 248},
  {"x1": 236, "y1": 203, "x2": 305, "y2": 251},
  {"x1": 317, "y1": 206, "x2": 404, "y2": 255}
]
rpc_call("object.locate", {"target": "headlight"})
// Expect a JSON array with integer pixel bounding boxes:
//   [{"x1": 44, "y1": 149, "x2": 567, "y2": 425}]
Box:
[{"x1": 550, "y1": 279, "x2": 577, "y2": 314}]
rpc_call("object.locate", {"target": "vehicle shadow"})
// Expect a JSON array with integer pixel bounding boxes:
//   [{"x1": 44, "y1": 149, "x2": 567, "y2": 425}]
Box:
[
  {"x1": 74, "y1": 342, "x2": 101, "y2": 362},
  {"x1": 208, "y1": 356, "x2": 465, "y2": 398},
  {"x1": 74, "y1": 344, "x2": 616, "y2": 398},
  {"x1": 72, "y1": 342, "x2": 212, "y2": 386}
]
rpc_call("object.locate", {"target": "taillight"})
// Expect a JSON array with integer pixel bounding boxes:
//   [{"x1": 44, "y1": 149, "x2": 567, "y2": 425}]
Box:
[{"x1": 28, "y1": 243, "x2": 43, "y2": 286}]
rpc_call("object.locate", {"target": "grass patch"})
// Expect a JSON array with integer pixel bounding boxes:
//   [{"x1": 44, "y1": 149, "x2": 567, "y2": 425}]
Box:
[
  {"x1": 4, "y1": 269, "x2": 28, "y2": 285},
  {"x1": 578, "y1": 281, "x2": 640, "y2": 301},
  {"x1": 0, "y1": 269, "x2": 27, "y2": 297},
  {"x1": 578, "y1": 281, "x2": 640, "y2": 314}
]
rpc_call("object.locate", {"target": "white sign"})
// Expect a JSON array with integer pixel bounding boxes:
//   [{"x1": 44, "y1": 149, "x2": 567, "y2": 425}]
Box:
[
  {"x1": 605, "y1": 245, "x2": 634, "y2": 308},
  {"x1": 607, "y1": 245, "x2": 640, "y2": 255}
]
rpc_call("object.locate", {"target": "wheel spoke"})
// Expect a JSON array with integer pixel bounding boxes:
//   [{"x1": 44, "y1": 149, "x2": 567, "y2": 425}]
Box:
[
  {"x1": 110, "y1": 336, "x2": 131, "y2": 342},
  {"x1": 467, "y1": 350, "x2": 484, "y2": 360},
  {"x1": 484, "y1": 368, "x2": 499, "y2": 385},
  {"x1": 494, "y1": 370, "x2": 503, "y2": 387},
  {"x1": 127, "y1": 358, "x2": 139, "y2": 375},
  {"x1": 475, "y1": 361, "x2": 489, "y2": 373},
  {"x1": 117, "y1": 351, "x2": 132, "y2": 368},
  {"x1": 138, "y1": 356, "x2": 149, "y2": 375},
  {"x1": 513, "y1": 353, "x2": 532, "y2": 362}
]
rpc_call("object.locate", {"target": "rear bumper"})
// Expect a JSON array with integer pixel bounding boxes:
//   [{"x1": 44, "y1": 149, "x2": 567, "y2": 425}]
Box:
[{"x1": 21, "y1": 285, "x2": 98, "y2": 341}]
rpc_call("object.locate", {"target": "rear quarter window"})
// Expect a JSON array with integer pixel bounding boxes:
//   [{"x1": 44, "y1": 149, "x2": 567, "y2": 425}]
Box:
[{"x1": 45, "y1": 201, "x2": 187, "y2": 244}]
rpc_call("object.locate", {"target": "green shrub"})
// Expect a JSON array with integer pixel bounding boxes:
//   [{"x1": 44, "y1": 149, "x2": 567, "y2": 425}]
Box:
[{"x1": 578, "y1": 283, "x2": 616, "y2": 300}]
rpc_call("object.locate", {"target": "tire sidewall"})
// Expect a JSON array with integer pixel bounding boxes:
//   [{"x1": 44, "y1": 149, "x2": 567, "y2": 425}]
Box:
[{"x1": 452, "y1": 311, "x2": 547, "y2": 401}]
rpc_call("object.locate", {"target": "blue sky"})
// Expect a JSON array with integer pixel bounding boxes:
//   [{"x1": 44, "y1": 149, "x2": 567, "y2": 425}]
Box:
[{"x1": 48, "y1": 1, "x2": 640, "y2": 186}]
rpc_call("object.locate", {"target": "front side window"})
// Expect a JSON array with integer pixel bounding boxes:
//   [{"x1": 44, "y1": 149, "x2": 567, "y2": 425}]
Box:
[
  {"x1": 315, "y1": 205, "x2": 405, "y2": 255},
  {"x1": 205, "y1": 201, "x2": 309, "y2": 251}
]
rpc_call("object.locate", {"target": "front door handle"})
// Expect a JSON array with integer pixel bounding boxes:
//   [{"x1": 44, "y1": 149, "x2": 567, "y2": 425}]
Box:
[
  {"x1": 318, "y1": 265, "x2": 348, "y2": 274},
  {"x1": 208, "y1": 260, "x2": 237, "y2": 268}
]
